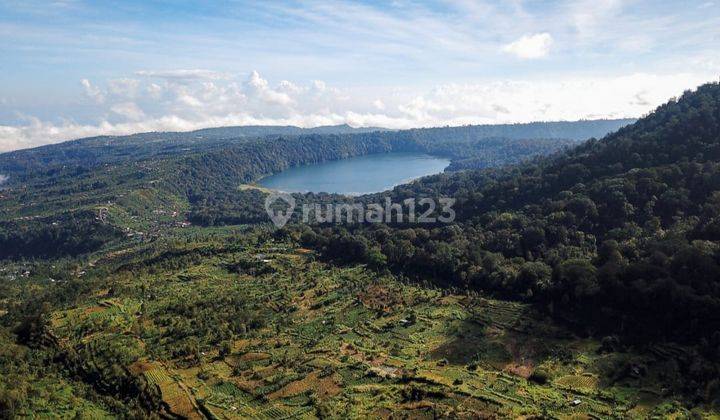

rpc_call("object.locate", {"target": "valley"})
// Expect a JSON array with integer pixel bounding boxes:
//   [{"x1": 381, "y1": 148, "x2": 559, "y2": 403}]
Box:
[
  {"x1": 9, "y1": 227, "x2": 705, "y2": 418},
  {"x1": 3, "y1": 1, "x2": 719, "y2": 418},
  {"x1": 0, "y1": 89, "x2": 719, "y2": 418}
]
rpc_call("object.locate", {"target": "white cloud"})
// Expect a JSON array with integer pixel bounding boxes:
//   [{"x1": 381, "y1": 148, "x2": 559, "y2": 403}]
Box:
[
  {"x1": 146, "y1": 83, "x2": 164, "y2": 99},
  {"x1": 176, "y1": 92, "x2": 203, "y2": 108},
  {"x1": 108, "y1": 78, "x2": 141, "y2": 98},
  {"x1": 503, "y1": 33, "x2": 553, "y2": 59},
  {"x1": 81, "y1": 79, "x2": 104, "y2": 103},
  {"x1": 110, "y1": 102, "x2": 145, "y2": 120},
  {"x1": 278, "y1": 80, "x2": 302, "y2": 95},
  {"x1": 0, "y1": 174, "x2": 7, "y2": 185},
  {"x1": 244, "y1": 70, "x2": 294, "y2": 107},
  {"x1": 0, "y1": 71, "x2": 716, "y2": 153},
  {"x1": 135, "y1": 69, "x2": 229, "y2": 81}
]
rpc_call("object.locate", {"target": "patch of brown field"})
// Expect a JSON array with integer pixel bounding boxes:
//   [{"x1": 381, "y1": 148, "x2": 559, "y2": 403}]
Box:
[
  {"x1": 348, "y1": 347, "x2": 389, "y2": 367},
  {"x1": 82, "y1": 306, "x2": 105, "y2": 316},
  {"x1": 224, "y1": 354, "x2": 244, "y2": 368},
  {"x1": 315, "y1": 374, "x2": 342, "y2": 398},
  {"x1": 232, "y1": 338, "x2": 252, "y2": 352},
  {"x1": 357, "y1": 284, "x2": 407, "y2": 313},
  {"x1": 503, "y1": 363, "x2": 533, "y2": 379},
  {"x1": 231, "y1": 377, "x2": 264, "y2": 394},
  {"x1": 175, "y1": 366, "x2": 201, "y2": 382},
  {"x1": 93, "y1": 247, "x2": 133, "y2": 265},
  {"x1": 164, "y1": 392, "x2": 201, "y2": 420},
  {"x1": 368, "y1": 355, "x2": 389, "y2": 367},
  {"x1": 254, "y1": 364, "x2": 278, "y2": 379},
  {"x1": 154, "y1": 371, "x2": 204, "y2": 420},
  {"x1": 384, "y1": 357, "x2": 405, "y2": 368},
  {"x1": 267, "y1": 337, "x2": 288, "y2": 347},
  {"x1": 128, "y1": 359, "x2": 155, "y2": 375},
  {"x1": 239, "y1": 352, "x2": 271, "y2": 362},
  {"x1": 398, "y1": 401, "x2": 436, "y2": 418},
  {"x1": 340, "y1": 342, "x2": 374, "y2": 365},
  {"x1": 454, "y1": 397, "x2": 496, "y2": 418},
  {"x1": 439, "y1": 295, "x2": 460, "y2": 305},
  {"x1": 268, "y1": 372, "x2": 315, "y2": 399},
  {"x1": 554, "y1": 374, "x2": 599, "y2": 391},
  {"x1": 296, "y1": 248, "x2": 314, "y2": 254},
  {"x1": 268, "y1": 371, "x2": 342, "y2": 400},
  {"x1": 401, "y1": 401, "x2": 436, "y2": 410}
]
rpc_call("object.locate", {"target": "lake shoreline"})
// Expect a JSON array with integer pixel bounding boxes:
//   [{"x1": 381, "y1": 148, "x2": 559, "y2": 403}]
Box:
[{"x1": 257, "y1": 152, "x2": 450, "y2": 195}]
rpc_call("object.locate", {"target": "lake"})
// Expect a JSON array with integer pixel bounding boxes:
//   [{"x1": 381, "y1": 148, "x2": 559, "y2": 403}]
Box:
[{"x1": 257, "y1": 152, "x2": 450, "y2": 195}]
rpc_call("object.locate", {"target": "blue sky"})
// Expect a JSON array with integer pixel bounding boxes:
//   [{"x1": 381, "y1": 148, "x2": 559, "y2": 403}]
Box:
[{"x1": 0, "y1": 0, "x2": 719, "y2": 151}]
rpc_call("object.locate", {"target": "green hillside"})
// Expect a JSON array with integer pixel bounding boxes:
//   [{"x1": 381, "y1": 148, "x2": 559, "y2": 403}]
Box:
[{"x1": 1, "y1": 84, "x2": 719, "y2": 417}]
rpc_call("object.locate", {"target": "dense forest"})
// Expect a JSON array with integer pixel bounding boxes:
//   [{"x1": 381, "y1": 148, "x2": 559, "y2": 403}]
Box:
[
  {"x1": 0, "y1": 211, "x2": 123, "y2": 259},
  {"x1": 293, "y1": 83, "x2": 720, "y2": 347}
]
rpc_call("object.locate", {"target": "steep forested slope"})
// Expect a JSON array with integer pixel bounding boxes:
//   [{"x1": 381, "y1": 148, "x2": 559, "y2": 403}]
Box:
[{"x1": 298, "y1": 82, "x2": 720, "y2": 346}]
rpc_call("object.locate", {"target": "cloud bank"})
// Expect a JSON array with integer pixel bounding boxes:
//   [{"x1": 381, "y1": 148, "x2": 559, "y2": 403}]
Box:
[{"x1": 0, "y1": 71, "x2": 716, "y2": 152}]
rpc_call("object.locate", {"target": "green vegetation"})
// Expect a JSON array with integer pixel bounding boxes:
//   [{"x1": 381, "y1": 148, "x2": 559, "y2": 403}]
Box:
[
  {"x1": 0, "y1": 84, "x2": 718, "y2": 417},
  {"x1": 0, "y1": 119, "x2": 629, "y2": 177},
  {"x1": 2, "y1": 228, "x2": 712, "y2": 417},
  {"x1": 299, "y1": 83, "x2": 720, "y2": 347}
]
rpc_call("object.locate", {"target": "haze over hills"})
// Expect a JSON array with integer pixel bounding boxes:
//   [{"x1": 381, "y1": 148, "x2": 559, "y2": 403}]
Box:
[{"x1": 0, "y1": 118, "x2": 633, "y2": 180}]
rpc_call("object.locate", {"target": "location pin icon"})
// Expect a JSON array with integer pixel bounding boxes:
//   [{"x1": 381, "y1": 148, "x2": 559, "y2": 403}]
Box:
[{"x1": 265, "y1": 192, "x2": 296, "y2": 228}]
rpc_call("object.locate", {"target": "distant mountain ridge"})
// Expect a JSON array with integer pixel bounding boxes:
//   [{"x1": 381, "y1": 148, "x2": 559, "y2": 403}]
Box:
[
  {"x1": 0, "y1": 119, "x2": 633, "y2": 179},
  {"x1": 402, "y1": 118, "x2": 636, "y2": 142},
  {"x1": 70, "y1": 123, "x2": 387, "y2": 147},
  {"x1": 0, "y1": 124, "x2": 380, "y2": 178}
]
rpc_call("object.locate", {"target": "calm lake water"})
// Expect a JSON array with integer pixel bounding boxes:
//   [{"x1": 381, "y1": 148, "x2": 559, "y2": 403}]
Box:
[{"x1": 257, "y1": 152, "x2": 450, "y2": 195}]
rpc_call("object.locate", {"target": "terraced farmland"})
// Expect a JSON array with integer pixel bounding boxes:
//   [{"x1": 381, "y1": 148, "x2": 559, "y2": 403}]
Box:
[{"x1": 37, "y1": 230, "x2": 714, "y2": 418}]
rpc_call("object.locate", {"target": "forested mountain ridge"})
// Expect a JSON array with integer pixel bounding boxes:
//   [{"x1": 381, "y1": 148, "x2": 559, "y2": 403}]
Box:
[
  {"x1": 0, "y1": 124, "x2": 387, "y2": 180},
  {"x1": 401, "y1": 118, "x2": 635, "y2": 142},
  {"x1": 297, "y1": 82, "x2": 720, "y2": 347},
  {"x1": 0, "y1": 119, "x2": 631, "y2": 182},
  {"x1": 417, "y1": 82, "x2": 720, "y2": 218}
]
